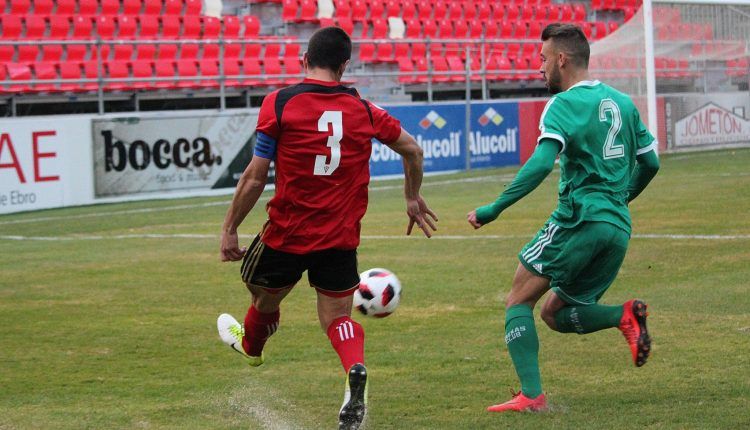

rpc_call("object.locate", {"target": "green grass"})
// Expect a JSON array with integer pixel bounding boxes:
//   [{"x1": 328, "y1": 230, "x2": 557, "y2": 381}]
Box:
[{"x1": 1, "y1": 148, "x2": 749, "y2": 429}]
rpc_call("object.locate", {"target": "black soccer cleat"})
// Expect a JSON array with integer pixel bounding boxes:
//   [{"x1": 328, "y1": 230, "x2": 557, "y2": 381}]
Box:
[{"x1": 338, "y1": 363, "x2": 368, "y2": 430}]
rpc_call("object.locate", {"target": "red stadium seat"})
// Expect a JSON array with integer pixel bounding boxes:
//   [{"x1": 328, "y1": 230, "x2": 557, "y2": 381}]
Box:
[
  {"x1": 161, "y1": 16, "x2": 180, "y2": 39},
  {"x1": 135, "y1": 44, "x2": 157, "y2": 60},
  {"x1": 179, "y1": 42, "x2": 198, "y2": 59},
  {"x1": 33, "y1": 0, "x2": 53, "y2": 14},
  {"x1": 376, "y1": 42, "x2": 393, "y2": 62},
  {"x1": 10, "y1": 0, "x2": 30, "y2": 14},
  {"x1": 282, "y1": 0, "x2": 298, "y2": 21},
  {"x1": 423, "y1": 19, "x2": 437, "y2": 38},
  {"x1": 104, "y1": 61, "x2": 128, "y2": 90},
  {"x1": 203, "y1": 16, "x2": 221, "y2": 38},
  {"x1": 244, "y1": 42, "x2": 261, "y2": 59},
  {"x1": 224, "y1": 16, "x2": 240, "y2": 38},
  {"x1": 385, "y1": 0, "x2": 399, "y2": 18},
  {"x1": 95, "y1": 16, "x2": 116, "y2": 39},
  {"x1": 164, "y1": 0, "x2": 183, "y2": 15},
  {"x1": 139, "y1": 16, "x2": 159, "y2": 38},
  {"x1": 176, "y1": 59, "x2": 199, "y2": 88},
  {"x1": 32, "y1": 62, "x2": 58, "y2": 92},
  {"x1": 202, "y1": 44, "x2": 219, "y2": 59},
  {"x1": 351, "y1": 0, "x2": 367, "y2": 21},
  {"x1": 130, "y1": 60, "x2": 153, "y2": 89},
  {"x1": 446, "y1": 55, "x2": 465, "y2": 82},
  {"x1": 243, "y1": 15, "x2": 260, "y2": 37},
  {"x1": 154, "y1": 60, "x2": 176, "y2": 88},
  {"x1": 560, "y1": 4, "x2": 573, "y2": 21},
  {"x1": 263, "y1": 57, "x2": 284, "y2": 86},
  {"x1": 143, "y1": 0, "x2": 162, "y2": 15},
  {"x1": 573, "y1": 4, "x2": 587, "y2": 21},
  {"x1": 49, "y1": 15, "x2": 70, "y2": 40},
  {"x1": 113, "y1": 44, "x2": 134, "y2": 61},
  {"x1": 299, "y1": 0, "x2": 317, "y2": 22},
  {"x1": 56, "y1": 0, "x2": 76, "y2": 15},
  {"x1": 100, "y1": 0, "x2": 120, "y2": 15},
  {"x1": 1, "y1": 16, "x2": 23, "y2": 38},
  {"x1": 7, "y1": 63, "x2": 32, "y2": 92},
  {"x1": 79, "y1": 0, "x2": 97, "y2": 14},
  {"x1": 401, "y1": 1, "x2": 416, "y2": 20},
  {"x1": 359, "y1": 42, "x2": 375, "y2": 62},
  {"x1": 72, "y1": 16, "x2": 94, "y2": 39},
  {"x1": 535, "y1": 5, "x2": 547, "y2": 21},
  {"x1": 506, "y1": 5, "x2": 519, "y2": 21},
  {"x1": 397, "y1": 57, "x2": 416, "y2": 84},
  {"x1": 184, "y1": 0, "x2": 201, "y2": 15},
  {"x1": 0, "y1": 45, "x2": 13, "y2": 62},
  {"x1": 157, "y1": 43, "x2": 178, "y2": 60},
  {"x1": 67, "y1": 44, "x2": 88, "y2": 62},
  {"x1": 239, "y1": 58, "x2": 260, "y2": 86},
  {"x1": 198, "y1": 59, "x2": 219, "y2": 87},
  {"x1": 59, "y1": 62, "x2": 83, "y2": 92},
  {"x1": 18, "y1": 46, "x2": 39, "y2": 62},
  {"x1": 24, "y1": 15, "x2": 46, "y2": 38},
  {"x1": 283, "y1": 56, "x2": 301, "y2": 83},
  {"x1": 182, "y1": 16, "x2": 201, "y2": 38},
  {"x1": 414, "y1": 56, "x2": 428, "y2": 83},
  {"x1": 431, "y1": 56, "x2": 450, "y2": 83},
  {"x1": 334, "y1": 0, "x2": 350, "y2": 19},
  {"x1": 370, "y1": 0, "x2": 384, "y2": 20},
  {"x1": 122, "y1": 0, "x2": 142, "y2": 15},
  {"x1": 117, "y1": 16, "x2": 137, "y2": 39},
  {"x1": 82, "y1": 60, "x2": 101, "y2": 90},
  {"x1": 225, "y1": 42, "x2": 241, "y2": 58},
  {"x1": 223, "y1": 57, "x2": 241, "y2": 87},
  {"x1": 40, "y1": 44, "x2": 64, "y2": 62},
  {"x1": 433, "y1": 0, "x2": 447, "y2": 21}
]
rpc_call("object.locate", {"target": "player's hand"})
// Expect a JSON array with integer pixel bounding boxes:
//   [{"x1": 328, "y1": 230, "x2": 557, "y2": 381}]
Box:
[
  {"x1": 406, "y1": 196, "x2": 438, "y2": 238},
  {"x1": 220, "y1": 230, "x2": 246, "y2": 262},
  {"x1": 467, "y1": 210, "x2": 483, "y2": 229}
]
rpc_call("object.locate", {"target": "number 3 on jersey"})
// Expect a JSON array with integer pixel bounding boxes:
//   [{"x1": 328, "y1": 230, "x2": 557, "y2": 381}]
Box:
[
  {"x1": 314, "y1": 110, "x2": 343, "y2": 175},
  {"x1": 599, "y1": 99, "x2": 624, "y2": 160}
]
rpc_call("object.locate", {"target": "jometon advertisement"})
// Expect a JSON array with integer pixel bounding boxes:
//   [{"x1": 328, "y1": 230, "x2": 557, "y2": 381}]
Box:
[
  {"x1": 92, "y1": 112, "x2": 258, "y2": 197},
  {"x1": 664, "y1": 93, "x2": 750, "y2": 149}
]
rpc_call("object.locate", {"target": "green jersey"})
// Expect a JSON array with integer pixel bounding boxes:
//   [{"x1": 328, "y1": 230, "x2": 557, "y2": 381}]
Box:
[{"x1": 538, "y1": 80, "x2": 657, "y2": 234}]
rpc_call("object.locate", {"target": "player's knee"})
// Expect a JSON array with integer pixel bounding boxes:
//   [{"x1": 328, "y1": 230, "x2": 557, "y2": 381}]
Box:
[{"x1": 540, "y1": 307, "x2": 559, "y2": 331}]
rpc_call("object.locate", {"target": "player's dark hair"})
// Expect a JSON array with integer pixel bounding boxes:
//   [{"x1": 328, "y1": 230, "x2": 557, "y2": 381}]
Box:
[
  {"x1": 541, "y1": 23, "x2": 590, "y2": 68},
  {"x1": 307, "y1": 27, "x2": 352, "y2": 72}
]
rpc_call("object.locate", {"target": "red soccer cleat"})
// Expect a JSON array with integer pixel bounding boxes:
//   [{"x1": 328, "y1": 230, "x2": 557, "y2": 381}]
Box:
[
  {"x1": 619, "y1": 299, "x2": 651, "y2": 367},
  {"x1": 487, "y1": 390, "x2": 547, "y2": 413}
]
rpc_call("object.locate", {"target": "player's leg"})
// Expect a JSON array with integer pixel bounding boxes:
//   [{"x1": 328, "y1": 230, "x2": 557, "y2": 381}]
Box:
[
  {"x1": 217, "y1": 234, "x2": 303, "y2": 366},
  {"x1": 308, "y1": 248, "x2": 367, "y2": 430},
  {"x1": 487, "y1": 262, "x2": 550, "y2": 413}
]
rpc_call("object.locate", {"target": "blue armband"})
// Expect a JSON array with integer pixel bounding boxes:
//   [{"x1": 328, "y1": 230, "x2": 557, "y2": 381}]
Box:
[{"x1": 254, "y1": 131, "x2": 277, "y2": 159}]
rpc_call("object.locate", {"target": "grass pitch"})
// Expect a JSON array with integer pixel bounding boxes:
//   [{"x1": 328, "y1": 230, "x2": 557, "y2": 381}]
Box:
[{"x1": 1, "y1": 148, "x2": 749, "y2": 429}]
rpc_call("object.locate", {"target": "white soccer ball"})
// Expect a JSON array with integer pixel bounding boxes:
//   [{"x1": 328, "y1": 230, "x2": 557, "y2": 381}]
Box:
[{"x1": 353, "y1": 268, "x2": 402, "y2": 318}]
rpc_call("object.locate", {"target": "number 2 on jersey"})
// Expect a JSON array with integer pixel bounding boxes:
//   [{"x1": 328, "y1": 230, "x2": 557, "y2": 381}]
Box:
[
  {"x1": 314, "y1": 110, "x2": 343, "y2": 175},
  {"x1": 599, "y1": 99, "x2": 624, "y2": 160}
]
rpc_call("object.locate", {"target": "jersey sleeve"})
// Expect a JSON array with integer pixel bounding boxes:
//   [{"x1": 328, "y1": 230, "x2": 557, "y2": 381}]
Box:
[
  {"x1": 367, "y1": 101, "x2": 402, "y2": 144},
  {"x1": 537, "y1": 97, "x2": 568, "y2": 153},
  {"x1": 256, "y1": 91, "x2": 281, "y2": 140},
  {"x1": 633, "y1": 109, "x2": 658, "y2": 155}
]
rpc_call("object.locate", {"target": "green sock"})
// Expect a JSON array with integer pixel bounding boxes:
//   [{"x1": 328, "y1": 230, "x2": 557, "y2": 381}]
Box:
[
  {"x1": 504, "y1": 304, "x2": 542, "y2": 398},
  {"x1": 554, "y1": 304, "x2": 624, "y2": 334}
]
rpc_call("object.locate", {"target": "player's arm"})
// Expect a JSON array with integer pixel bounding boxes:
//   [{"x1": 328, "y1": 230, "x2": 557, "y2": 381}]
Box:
[
  {"x1": 386, "y1": 127, "x2": 438, "y2": 238},
  {"x1": 220, "y1": 154, "x2": 271, "y2": 261},
  {"x1": 468, "y1": 139, "x2": 559, "y2": 229},
  {"x1": 627, "y1": 148, "x2": 660, "y2": 203}
]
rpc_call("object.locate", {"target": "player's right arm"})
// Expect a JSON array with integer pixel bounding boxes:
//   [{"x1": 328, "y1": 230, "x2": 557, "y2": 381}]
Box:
[
  {"x1": 220, "y1": 92, "x2": 279, "y2": 262},
  {"x1": 220, "y1": 155, "x2": 271, "y2": 261},
  {"x1": 468, "y1": 140, "x2": 559, "y2": 229}
]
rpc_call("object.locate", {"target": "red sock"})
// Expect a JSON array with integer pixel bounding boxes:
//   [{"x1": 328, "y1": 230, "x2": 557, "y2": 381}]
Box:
[
  {"x1": 327, "y1": 316, "x2": 365, "y2": 372},
  {"x1": 242, "y1": 306, "x2": 280, "y2": 357}
]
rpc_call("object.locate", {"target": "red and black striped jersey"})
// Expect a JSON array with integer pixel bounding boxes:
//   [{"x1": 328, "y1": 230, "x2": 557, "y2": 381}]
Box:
[{"x1": 256, "y1": 78, "x2": 402, "y2": 253}]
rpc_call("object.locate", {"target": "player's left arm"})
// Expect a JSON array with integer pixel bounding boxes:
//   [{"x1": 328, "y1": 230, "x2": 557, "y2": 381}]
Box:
[
  {"x1": 468, "y1": 139, "x2": 559, "y2": 229},
  {"x1": 627, "y1": 115, "x2": 661, "y2": 203}
]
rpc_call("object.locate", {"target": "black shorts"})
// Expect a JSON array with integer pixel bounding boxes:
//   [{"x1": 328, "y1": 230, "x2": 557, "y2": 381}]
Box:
[{"x1": 240, "y1": 234, "x2": 360, "y2": 297}]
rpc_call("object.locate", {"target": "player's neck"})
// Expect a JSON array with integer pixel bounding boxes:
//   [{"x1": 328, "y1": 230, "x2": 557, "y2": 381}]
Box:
[
  {"x1": 306, "y1": 68, "x2": 341, "y2": 83},
  {"x1": 561, "y1": 70, "x2": 592, "y2": 92}
]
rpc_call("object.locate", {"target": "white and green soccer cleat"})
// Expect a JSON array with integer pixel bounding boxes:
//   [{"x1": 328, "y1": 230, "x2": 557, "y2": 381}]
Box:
[
  {"x1": 338, "y1": 363, "x2": 368, "y2": 430},
  {"x1": 217, "y1": 313, "x2": 264, "y2": 367}
]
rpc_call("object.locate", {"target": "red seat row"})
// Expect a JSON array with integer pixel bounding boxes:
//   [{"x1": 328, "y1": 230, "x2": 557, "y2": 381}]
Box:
[
  {"x1": 0, "y1": 0, "x2": 202, "y2": 16},
  {"x1": 0, "y1": 57, "x2": 305, "y2": 93},
  {"x1": 0, "y1": 14, "x2": 261, "y2": 40}
]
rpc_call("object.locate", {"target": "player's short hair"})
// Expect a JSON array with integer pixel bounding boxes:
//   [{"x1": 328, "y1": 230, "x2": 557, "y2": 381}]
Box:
[
  {"x1": 541, "y1": 23, "x2": 590, "y2": 69},
  {"x1": 307, "y1": 27, "x2": 352, "y2": 72}
]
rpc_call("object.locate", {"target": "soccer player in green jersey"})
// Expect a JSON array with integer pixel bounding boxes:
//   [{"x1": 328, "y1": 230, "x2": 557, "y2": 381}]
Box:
[{"x1": 467, "y1": 23, "x2": 661, "y2": 413}]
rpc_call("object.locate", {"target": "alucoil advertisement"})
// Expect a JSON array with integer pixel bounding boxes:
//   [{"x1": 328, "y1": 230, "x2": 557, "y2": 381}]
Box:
[
  {"x1": 92, "y1": 112, "x2": 258, "y2": 197},
  {"x1": 370, "y1": 102, "x2": 520, "y2": 176}
]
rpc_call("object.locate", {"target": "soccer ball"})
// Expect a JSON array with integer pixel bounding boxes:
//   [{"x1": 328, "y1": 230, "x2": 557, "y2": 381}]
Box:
[{"x1": 353, "y1": 268, "x2": 402, "y2": 318}]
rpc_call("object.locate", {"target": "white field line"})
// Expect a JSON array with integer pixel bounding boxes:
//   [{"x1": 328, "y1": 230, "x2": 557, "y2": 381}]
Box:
[
  {"x1": 2, "y1": 233, "x2": 749, "y2": 242},
  {"x1": 0, "y1": 174, "x2": 514, "y2": 226}
]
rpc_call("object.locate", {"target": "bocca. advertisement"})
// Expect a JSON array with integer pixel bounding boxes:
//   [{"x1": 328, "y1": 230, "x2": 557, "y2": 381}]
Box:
[{"x1": 92, "y1": 112, "x2": 258, "y2": 197}]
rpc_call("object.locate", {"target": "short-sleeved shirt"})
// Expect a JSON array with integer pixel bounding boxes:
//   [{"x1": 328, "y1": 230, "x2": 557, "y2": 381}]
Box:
[
  {"x1": 255, "y1": 78, "x2": 402, "y2": 254},
  {"x1": 538, "y1": 80, "x2": 657, "y2": 234}
]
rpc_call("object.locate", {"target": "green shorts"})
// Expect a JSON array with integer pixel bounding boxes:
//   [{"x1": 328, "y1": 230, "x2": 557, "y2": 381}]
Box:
[{"x1": 518, "y1": 219, "x2": 630, "y2": 305}]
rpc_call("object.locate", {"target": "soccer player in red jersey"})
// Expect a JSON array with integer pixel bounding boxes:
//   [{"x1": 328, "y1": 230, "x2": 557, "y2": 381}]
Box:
[{"x1": 217, "y1": 27, "x2": 437, "y2": 430}]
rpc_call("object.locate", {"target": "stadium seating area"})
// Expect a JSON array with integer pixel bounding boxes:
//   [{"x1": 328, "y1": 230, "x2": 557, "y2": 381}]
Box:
[{"x1": 0, "y1": 0, "x2": 747, "y2": 95}]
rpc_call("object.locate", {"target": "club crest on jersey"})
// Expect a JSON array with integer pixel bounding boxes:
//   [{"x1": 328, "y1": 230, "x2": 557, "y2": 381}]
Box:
[{"x1": 419, "y1": 110, "x2": 447, "y2": 130}]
